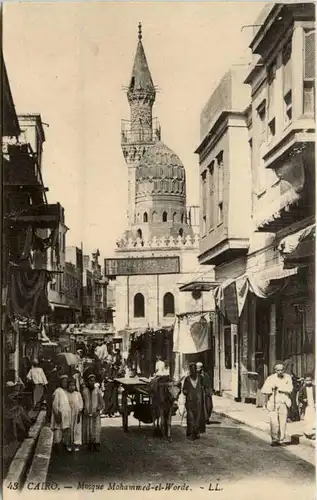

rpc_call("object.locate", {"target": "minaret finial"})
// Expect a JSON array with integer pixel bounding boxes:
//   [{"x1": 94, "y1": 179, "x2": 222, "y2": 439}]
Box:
[{"x1": 138, "y1": 22, "x2": 142, "y2": 41}]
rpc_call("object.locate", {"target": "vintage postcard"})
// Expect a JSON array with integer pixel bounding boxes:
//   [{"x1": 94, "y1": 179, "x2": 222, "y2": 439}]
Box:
[{"x1": 1, "y1": 1, "x2": 315, "y2": 499}]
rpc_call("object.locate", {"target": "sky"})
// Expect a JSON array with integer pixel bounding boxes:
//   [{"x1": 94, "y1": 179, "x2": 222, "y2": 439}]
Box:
[{"x1": 3, "y1": 1, "x2": 267, "y2": 259}]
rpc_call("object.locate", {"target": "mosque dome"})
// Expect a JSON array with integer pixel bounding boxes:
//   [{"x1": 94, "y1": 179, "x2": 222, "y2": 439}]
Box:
[{"x1": 135, "y1": 141, "x2": 186, "y2": 201}]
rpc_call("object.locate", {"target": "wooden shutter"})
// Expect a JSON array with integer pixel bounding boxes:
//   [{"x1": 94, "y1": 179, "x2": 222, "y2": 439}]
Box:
[
  {"x1": 283, "y1": 40, "x2": 292, "y2": 95},
  {"x1": 304, "y1": 29, "x2": 315, "y2": 80},
  {"x1": 208, "y1": 164, "x2": 214, "y2": 228}
]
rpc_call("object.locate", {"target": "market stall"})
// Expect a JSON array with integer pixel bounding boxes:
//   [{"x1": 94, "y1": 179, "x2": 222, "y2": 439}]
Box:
[{"x1": 127, "y1": 326, "x2": 174, "y2": 377}]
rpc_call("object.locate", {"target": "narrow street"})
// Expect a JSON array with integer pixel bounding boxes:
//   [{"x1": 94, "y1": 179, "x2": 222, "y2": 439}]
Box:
[{"x1": 46, "y1": 414, "x2": 315, "y2": 498}]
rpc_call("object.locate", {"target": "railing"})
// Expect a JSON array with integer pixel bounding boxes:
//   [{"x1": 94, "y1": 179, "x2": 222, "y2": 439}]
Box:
[
  {"x1": 115, "y1": 233, "x2": 200, "y2": 251},
  {"x1": 121, "y1": 117, "x2": 161, "y2": 144},
  {"x1": 3, "y1": 141, "x2": 48, "y2": 203}
]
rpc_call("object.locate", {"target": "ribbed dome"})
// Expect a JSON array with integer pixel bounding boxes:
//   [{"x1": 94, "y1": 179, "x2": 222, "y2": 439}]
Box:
[{"x1": 135, "y1": 141, "x2": 186, "y2": 198}]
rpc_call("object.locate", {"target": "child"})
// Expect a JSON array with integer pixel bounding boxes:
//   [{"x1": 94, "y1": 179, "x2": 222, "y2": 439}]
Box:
[
  {"x1": 51, "y1": 375, "x2": 71, "y2": 452},
  {"x1": 298, "y1": 373, "x2": 316, "y2": 439},
  {"x1": 82, "y1": 374, "x2": 105, "y2": 451},
  {"x1": 66, "y1": 379, "x2": 83, "y2": 452}
]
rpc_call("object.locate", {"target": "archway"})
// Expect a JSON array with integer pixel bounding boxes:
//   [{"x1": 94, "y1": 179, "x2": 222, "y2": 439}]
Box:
[{"x1": 163, "y1": 293, "x2": 175, "y2": 317}]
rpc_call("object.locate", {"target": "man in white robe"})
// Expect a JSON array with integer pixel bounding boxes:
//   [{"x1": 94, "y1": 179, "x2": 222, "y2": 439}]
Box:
[
  {"x1": 82, "y1": 374, "x2": 105, "y2": 451},
  {"x1": 261, "y1": 363, "x2": 293, "y2": 446},
  {"x1": 50, "y1": 375, "x2": 71, "y2": 452},
  {"x1": 27, "y1": 359, "x2": 48, "y2": 409},
  {"x1": 67, "y1": 379, "x2": 83, "y2": 451}
]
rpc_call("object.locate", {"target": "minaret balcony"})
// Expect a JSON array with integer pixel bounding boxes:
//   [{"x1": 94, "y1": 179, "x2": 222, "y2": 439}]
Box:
[{"x1": 121, "y1": 118, "x2": 161, "y2": 145}]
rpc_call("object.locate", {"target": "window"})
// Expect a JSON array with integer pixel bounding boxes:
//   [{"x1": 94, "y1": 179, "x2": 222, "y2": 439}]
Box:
[
  {"x1": 163, "y1": 293, "x2": 175, "y2": 317},
  {"x1": 303, "y1": 29, "x2": 315, "y2": 116},
  {"x1": 180, "y1": 213, "x2": 184, "y2": 224},
  {"x1": 134, "y1": 293, "x2": 145, "y2": 317},
  {"x1": 208, "y1": 161, "x2": 215, "y2": 230},
  {"x1": 201, "y1": 170, "x2": 207, "y2": 236},
  {"x1": 284, "y1": 91, "x2": 292, "y2": 123},
  {"x1": 283, "y1": 39, "x2": 292, "y2": 124},
  {"x1": 268, "y1": 118, "x2": 276, "y2": 140},
  {"x1": 172, "y1": 212, "x2": 177, "y2": 222},
  {"x1": 267, "y1": 59, "x2": 277, "y2": 128},
  {"x1": 152, "y1": 211, "x2": 158, "y2": 222},
  {"x1": 143, "y1": 212, "x2": 148, "y2": 223},
  {"x1": 217, "y1": 152, "x2": 224, "y2": 225},
  {"x1": 257, "y1": 101, "x2": 267, "y2": 194},
  {"x1": 202, "y1": 216, "x2": 207, "y2": 236},
  {"x1": 137, "y1": 229, "x2": 142, "y2": 239},
  {"x1": 224, "y1": 325, "x2": 232, "y2": 370},
  {"x1": 162, "y1": 211, "x2": 168, "y2": 222},
  {"x1": 257, "y1": 101, "x2": 266, "y2": 144},
  {"x1": 179, "y1": 228, "x2": 184, "y2": 237}
]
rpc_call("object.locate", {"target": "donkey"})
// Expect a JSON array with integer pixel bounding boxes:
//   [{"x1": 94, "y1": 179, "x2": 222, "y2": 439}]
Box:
[{"x1": 150, "y1": 376, "x2": 181, "y2": 442}]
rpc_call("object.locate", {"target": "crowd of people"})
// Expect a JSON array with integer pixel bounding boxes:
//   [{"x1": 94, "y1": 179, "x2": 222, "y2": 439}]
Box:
[
  {"x1": 4, "y1": 339, "x2": 315, "y2": 453},
  {"x1": 47, "y1": 339, "x2": 127, "y2": 453}
]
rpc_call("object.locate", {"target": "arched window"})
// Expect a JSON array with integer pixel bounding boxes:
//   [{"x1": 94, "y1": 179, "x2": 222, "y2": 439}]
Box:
[
  {"x1": 152, "y1": 211, "x2": 158, "y2": 222},
  {"x1": 179, "y1": 228, "x2": 184, "y2": 237},
  {"x1": 143, "y1": 212, "x2": 148, "y2": 223},
  {"x1": 162, "y1": 211, "x2": 168, "y2": 222},
  {"x1": 134, "y1": 293, "x2": 145, "y2": 318},
  {"x1": 163, "y1": 293, "x2": 175, "y2": 317},
  {"x1": 172, "y1": 212, "x2": 177, "y2": 222},
  {"x1": 137, "y1": 229, "x2": 142, "y2": 239},
  {"x1": 180, "y1": 213, "x2": 184, "y2": 223}
]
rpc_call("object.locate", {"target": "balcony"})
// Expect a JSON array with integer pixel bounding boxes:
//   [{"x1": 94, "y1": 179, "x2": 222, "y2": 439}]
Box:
[
  {"x1": 199, "y1": 230, "x2": 249, "y2": 266},
  {"x1": 3, "y1": 142, "x2": 48, "y2": 205},
  {"x1": 4, "y1": 202, "x2": 65, "y2": 229},
  {"x1": 256, "y1": 127, "x2": 315, "y2": 233},
  {"x1": 121, "y1": 117, "x2": 161, "y2": 145}
]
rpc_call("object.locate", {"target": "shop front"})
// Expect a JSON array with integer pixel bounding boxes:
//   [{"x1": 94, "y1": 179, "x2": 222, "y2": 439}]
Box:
[{"x1": 276, "y1": 266, "x2": 315, "y2": 379}]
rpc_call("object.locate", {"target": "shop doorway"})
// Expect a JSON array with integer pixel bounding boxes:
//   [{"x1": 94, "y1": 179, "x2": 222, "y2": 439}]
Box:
[{"x1": 255, "y1": 298, "x2": 270, "y2": 388}]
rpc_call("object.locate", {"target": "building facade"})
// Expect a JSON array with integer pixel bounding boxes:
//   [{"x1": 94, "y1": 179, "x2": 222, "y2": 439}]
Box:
[
  {"x1": 106, "y1": 25, "x2": 214, "y2": 358},
  {"x1": 2, "y1": 53, "x2": 64, "y2": 375},
  {"x1": 82, "y1": 250, "x2": 109, "y2": 324},
  {"x1": 196, "y1": 3, "x2": 315, "y2": 401}
]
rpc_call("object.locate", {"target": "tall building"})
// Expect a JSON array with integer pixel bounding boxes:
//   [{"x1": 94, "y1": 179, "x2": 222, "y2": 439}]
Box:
[
  {"x1": 2, "y1": 52, "x2": 65, "y2": 374},
  {"x1": 82, "y1": 249, "x2": 109, "y2": 324},
  {"x1": 106, "y1": 24, "x2": 214, "y2": 354},
  {"x1": 196, "y1": 3, "x2": 315, "y2": 401}
]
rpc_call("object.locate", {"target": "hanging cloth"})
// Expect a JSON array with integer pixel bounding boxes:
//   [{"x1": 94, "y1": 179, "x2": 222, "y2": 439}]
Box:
[
  {"x1": 173, "y1": 313, "x2": 210, "y2": 354},
  {"x1": 247, "y1": 265, "x2": 297, "y2": 299},
  {"x1": 6, "y1": 265, "x2": 50, "y2": 323}
]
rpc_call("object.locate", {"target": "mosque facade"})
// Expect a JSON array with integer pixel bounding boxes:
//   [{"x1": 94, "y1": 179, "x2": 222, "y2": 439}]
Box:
[{"x1": 105, "y1": 24, "x2": 214, "y2": 349}]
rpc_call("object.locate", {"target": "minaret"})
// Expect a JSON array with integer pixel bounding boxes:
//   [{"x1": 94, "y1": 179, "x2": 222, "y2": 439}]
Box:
[{"x1": 121, "y1": 23, "x2": 161, "y2": 227}]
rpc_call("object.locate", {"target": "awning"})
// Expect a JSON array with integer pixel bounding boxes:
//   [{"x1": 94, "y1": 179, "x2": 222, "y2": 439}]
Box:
[
  {"x1": 214, "y1": 276, "x2": 249, "y2": 324},
  {"x1": 278, "y1": 224, "x2": 315, "y2": 269},
  {"x1": 213, "y1": 263, "x2": 299, "y2": 319},
  {"x1": 179, "y1": 280, "x2": 219, "y2": 292},
  {"x1": 178, "y1": 269, "x2": 218, "y2": 292}
]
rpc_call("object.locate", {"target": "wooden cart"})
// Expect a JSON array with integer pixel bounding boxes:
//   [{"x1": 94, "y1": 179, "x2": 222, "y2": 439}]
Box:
[{"x1": 114, "y1": 377, "x2": 152, "y2": 432}]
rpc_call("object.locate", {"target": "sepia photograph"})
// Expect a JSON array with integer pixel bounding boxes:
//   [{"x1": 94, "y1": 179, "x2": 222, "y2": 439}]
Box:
[{"x1": 1, "y1": 1, "x2": 315, "y2": 499}]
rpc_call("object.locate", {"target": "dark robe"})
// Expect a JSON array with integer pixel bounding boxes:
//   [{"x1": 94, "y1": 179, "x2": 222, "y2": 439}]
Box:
[
  {"x1": 200, "y1": 371, "x2": 213, "y2": 421},
  {"x1": 103, "y1": 363, "x2": 118, "y2": 416},
  {"x1": 182, "y1": 375, "x2": 206, "y2": 439}
]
